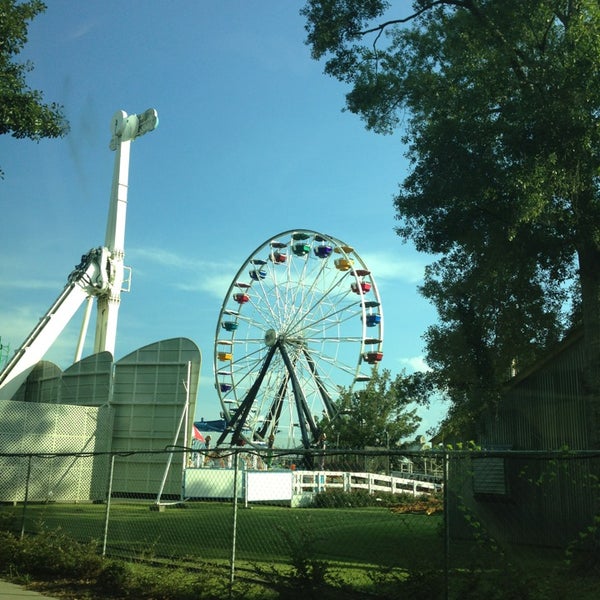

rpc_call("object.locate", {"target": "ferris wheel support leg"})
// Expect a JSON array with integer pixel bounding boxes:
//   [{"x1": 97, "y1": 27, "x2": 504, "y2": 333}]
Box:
[
  {"x1": 217, "y1": 344, "x2": 278, "y2": 446},
  {"x1": 279, "y1": 342, "x2": 319, "y2": 448},
  {"x1": 257, "y1": 378, "x2": 287, "y2": 440}
]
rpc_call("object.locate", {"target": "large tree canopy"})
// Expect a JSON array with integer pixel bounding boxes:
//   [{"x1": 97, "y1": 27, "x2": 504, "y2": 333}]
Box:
[
  {"x1": 302, "y1": 0, "x2": 600, "y2": 444},
  {"x1": 0, "y1": 0, "x2": 69, "y2": 176}
]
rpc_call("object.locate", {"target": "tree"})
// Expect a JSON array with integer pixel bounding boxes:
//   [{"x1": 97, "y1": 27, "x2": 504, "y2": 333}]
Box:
[
  {"x1": 322, "y1": 368, "x2": 421, "y2": 449},
  {"x1": 302, "y1": 0, "x2": 600, "y2": 445},
  {"x1": 0, "y1": 0, "x2": 69, "y2": 177}
]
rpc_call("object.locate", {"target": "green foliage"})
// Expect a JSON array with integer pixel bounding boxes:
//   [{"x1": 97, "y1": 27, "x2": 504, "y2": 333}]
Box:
[
  {"x1": 453, "y1": 504, "x2": 550, "y2": 599},
  {"x1": 94, "y1": 559, "x2": 131, "y2": 595},
  {"x1": 0, "y1": 531, "x2": 20, "y2": 570},
  {"x1": 254, "y1": 518, "x2": 339, "y2": 600},
  {"x1": 96, "y1": 559, "x2": 234, "y2": 600},
  {"x1": 323, "y1": 368, "x2": 421, "y2": 448},
  {"x1": 0, "y1": 0, "x2": 69, "y2": 177},
  {"x1": 444, "y1": 440, "x2": 480, "y2": 452},
  {"x1": 0, "y1": 508, "x2": 18, "y2": 532},
  {"x1": 311, "y1": 488, "x2": 397, "y2": 508},
  {"x1": 565, "y1": 514, "x2": 600, "y2": 575},
  {"x1": 0, "y1": 527, "x2": 102, "y2": 580},
  {"x1": 387, "y1": 568, "x2": 445, "y2": 600},
  {"x1": 0, "y1": 528, "x2": 247, "y2": 600},
  {"x1": 280, "y1": 521, "x2": 331, "y2": 598},
  {"x1": 302, "y1": 0, "x2": 600, "y2": 442},
  {"x1": 1, "y1": 499, "x2": 598, "y2": 599}
]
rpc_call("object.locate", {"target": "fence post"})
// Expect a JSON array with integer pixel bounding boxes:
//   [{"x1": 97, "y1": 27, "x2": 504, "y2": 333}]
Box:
[
  {"x1": 344, "y1": 472, "x2": 351, "y2": 492},
  {"x1": 20, "y1": 455, "x2": 32, "y2": 540},
  {"x1": 229, "y1": 449, "x2": 239, "y2": 596},
  {"x1": 102, "y1": 454, "x2": 116, "y2": 557},
  {"x1": 443, "y1": 452, "x2": 449, "y2": 600}
]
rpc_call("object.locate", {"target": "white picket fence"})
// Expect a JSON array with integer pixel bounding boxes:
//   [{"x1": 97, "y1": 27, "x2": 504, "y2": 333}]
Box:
[
  {"x1": 184, "y1": 467, "x2": 440, "y2": 508},
  {"x1": 292, "y1": 470, "x2": 440, "y2": 499}
]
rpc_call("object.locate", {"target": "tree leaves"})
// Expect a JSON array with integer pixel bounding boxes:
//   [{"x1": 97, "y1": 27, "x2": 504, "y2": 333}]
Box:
[
  {"x1": 0, "y1": 0, "x2": 69, "y2": 176},
  {"x1": 322, "y1": 368, "x2": 421, "y2": 449},
  {"x1": 303, "y1": 0, "x2": 600, "y2": 442}
]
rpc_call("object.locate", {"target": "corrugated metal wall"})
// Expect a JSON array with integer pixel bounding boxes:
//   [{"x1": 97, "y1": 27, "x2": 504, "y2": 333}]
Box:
[
  {"x1": 481, "y1": 335, "x2": 589, "y2": 450},
  {"x1": 451, "y1": 333, "x2": 598, "y2": 548}
]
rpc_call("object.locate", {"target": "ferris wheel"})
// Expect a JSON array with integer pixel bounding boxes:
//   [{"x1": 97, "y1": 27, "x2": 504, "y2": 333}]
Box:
[{"x1": 214, "y1": 230, "x2": 384, "y2": 449}]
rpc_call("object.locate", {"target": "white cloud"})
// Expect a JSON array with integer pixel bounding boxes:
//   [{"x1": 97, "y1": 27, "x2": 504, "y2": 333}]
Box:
[
  {"x1": 177, "y1": 273, "x2": 234, "y2": 301},
  {"x1": 66, "y1": 20, "x2": 98, "y2": 41},
  {"x1": 128, "y1": 247, "x2": 198, "y2": 269},
  {"x1": 0, "y1": 277, "x2": 62, "y2": 291},
  {"x1": 397, "y1": 355, "x2": 431, "y2": 373},
  {"x1": 360, "y1": 251, "x2": 429, "y2": 284},
  {"x1": 128, "y1": 246, "x2": 239, "y2": 299}
]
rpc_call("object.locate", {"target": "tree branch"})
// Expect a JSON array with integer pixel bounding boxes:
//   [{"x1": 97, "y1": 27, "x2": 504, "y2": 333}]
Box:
[{"x1": 357, "y1": 0, "x2": 471, "y2": 36}]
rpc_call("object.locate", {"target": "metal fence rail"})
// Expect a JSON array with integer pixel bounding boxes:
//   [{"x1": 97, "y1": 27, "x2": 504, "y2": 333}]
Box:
[{"x1": 0, "y1": 448, "x2": 598, "y2": 599}]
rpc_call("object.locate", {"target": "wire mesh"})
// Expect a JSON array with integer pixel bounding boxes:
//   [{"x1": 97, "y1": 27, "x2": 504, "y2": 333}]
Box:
[{"x1": 0, "y1": 448, "x2": 598, "y2": 599}]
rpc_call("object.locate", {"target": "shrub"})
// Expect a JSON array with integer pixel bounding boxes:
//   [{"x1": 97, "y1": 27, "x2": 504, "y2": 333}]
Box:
[
  {"x1": 0, "y1": 509, "x2": 18, "y2": 533},
  {"x1": 96, "y1": 560, "x2": 235, "y2": 600},
  {"x1": 95, "y1": 560, "x2": 131, "y2": 595},
  {"x1": 311, "y1": 489, "x2": 398, "y2": 508},
  {"x1": 0, "y1": 531, "x2": 20, "y2": 572},
  {"x1": 0, "y1": 526, "x2": 102, "y2": 580}
]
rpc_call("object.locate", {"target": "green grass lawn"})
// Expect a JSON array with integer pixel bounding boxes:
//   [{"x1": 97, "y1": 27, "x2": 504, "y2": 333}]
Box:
[
  {"x1": 3, "y1": 501, "x2": 599, "y2": 599},
  {"x1": 4, "y1": 500, "x2": 444, "y2": 570}
]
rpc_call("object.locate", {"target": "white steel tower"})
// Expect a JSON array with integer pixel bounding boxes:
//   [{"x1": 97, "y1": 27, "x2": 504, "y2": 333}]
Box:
[{"x1": 93, "y1": 109, "x2": 159, "y2": 355}]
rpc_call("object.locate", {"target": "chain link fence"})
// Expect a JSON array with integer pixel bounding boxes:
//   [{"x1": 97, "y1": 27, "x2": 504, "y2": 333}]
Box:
[{"x1": 1, "y1": 448, "x2": 599, "y2": 598}]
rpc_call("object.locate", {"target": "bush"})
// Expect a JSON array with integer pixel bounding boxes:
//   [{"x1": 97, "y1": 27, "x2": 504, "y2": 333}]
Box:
[
  {"x1": 0, "y1": 526, "x2": 102, "y2": 580},
  {"x1": 310, "y1": 489, "x2": 398, "y2": 508},
  {"x1": 0, "y1": 531, "x2": 20, "y2": 572},
  {"x1": 0, "y1": 509, "x2": 18, "y2": 533},
  {"x1": 95, "y1": 560, "x2": 131, "y2": 595},
  {"x1": 96, "y1": 560, "x2": 235, "y2": 600}
]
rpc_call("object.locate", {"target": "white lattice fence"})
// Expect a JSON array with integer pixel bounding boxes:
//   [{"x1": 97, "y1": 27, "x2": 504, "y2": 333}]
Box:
[{"x1": 0, "y1": 399, "x2": 112, "y2": 502}]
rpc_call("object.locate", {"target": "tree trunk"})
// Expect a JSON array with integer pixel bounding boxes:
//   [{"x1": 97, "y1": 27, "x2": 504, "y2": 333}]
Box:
[{"x1": 577, "y1": 243, "x2": 600, "y2": 449}]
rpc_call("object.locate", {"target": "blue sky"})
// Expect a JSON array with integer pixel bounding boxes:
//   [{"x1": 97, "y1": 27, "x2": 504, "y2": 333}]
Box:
[{"x1": 0, "y1": 1, "x2": 447, "y2": 435}]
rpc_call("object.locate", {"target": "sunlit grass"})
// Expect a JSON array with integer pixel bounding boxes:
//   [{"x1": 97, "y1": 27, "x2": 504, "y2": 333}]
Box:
[{"x1": 6, "y1": 501, "x2": 444, "y2": 569}]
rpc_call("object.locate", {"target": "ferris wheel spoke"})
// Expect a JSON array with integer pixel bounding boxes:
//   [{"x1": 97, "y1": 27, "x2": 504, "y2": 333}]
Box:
[
  {"x1": 299, "y1": 346, "x2": 337, "y2": 417},
  {"x1": 218, "y1": 345, "x2": 267, "y2": 403},
  {"x1": 244, "y1": 295, "x2": 280, "y2": 330},
  {"x1": 288, "y1": 253, "x2": 324, "y2": 322},
  {"x1": 253, "y1": 282, "x2": 286, "y2": 326},
  {"x1": 301, "y1": 270, "x2": 354, "y2": 315},
  {"x1": 291, "y1": 301, "x2": 363, "y2": 338},
  {"x1": 256, "y1": 373, "x2": 289, "y2": 441},
  {"x1": 307, "y1": 350, "x2": 363, "y2": 377},
  {"x1": 289, "y1": 253, "x2": 332, "y2": 314},
  {"x1": 285, "y1": 278, "x2": 352, "y2": 334}
]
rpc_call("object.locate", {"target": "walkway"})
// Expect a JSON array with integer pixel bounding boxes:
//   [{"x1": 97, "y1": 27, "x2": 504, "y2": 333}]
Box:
[{"x1": 0, "y1": 579, "x2": 60, "y2": 599}]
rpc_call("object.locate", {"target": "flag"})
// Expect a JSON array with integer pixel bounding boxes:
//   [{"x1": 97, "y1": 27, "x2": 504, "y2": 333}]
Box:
[{"x1": 193, "y1": 424, "x2": 205, "y2": 443}]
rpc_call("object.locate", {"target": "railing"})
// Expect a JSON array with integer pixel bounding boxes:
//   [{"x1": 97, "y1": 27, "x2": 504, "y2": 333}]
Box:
[{"x1": 293, "y1": 470, "x2": 440, "y2": 497}]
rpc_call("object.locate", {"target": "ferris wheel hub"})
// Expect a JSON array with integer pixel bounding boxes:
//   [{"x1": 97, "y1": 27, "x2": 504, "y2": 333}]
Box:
[{"x1": 264, "y1": 329, "x2": 278, "y2": 347}]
